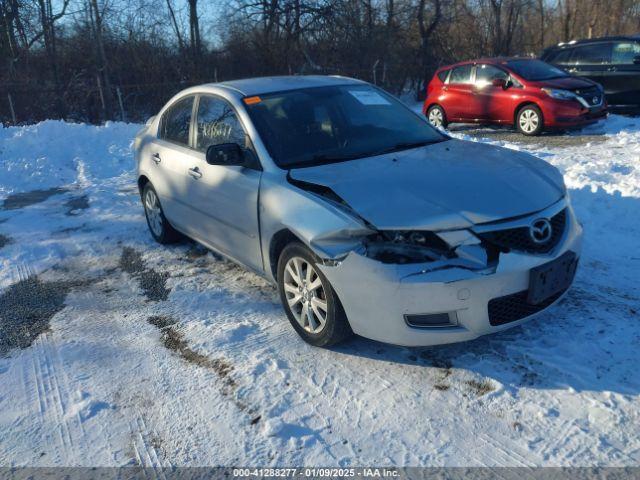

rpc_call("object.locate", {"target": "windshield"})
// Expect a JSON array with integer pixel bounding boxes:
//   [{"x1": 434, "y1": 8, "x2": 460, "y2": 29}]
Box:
[
  {"x1": 506, "y1": 59, "x2": 569, "y2": 81},
  {"x1": 243, "y1": 85, "x2": 446, "y2": 168}
]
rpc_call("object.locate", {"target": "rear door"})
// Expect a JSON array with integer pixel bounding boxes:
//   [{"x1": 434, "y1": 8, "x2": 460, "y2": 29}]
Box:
[
  {"x1": 473, "y1": 64, "x2": 513, "y2": 122},
  {"x1": 183, "y1": 94, "x2": 263, "y2": 272},
  {"x1": 149, "y1": 95, "x2": 198, "y2": 233},
  {"x1": 608, "y1": 41, "x2": 640, "y2": 107},
  {"x1": 443, "y1": 64, "x2": 477, "y2": 121}
]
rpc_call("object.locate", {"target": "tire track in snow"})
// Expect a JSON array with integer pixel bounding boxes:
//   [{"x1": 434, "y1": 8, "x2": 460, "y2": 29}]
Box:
[
  {"x1": 475, "y1": 431, "x2": 534, "y2": 467},
  {"x1": 130, "y1": 415, "x2": 168, "y2": 476}
]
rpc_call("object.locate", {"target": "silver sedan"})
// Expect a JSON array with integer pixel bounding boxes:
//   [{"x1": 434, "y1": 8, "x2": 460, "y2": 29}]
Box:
[{"x1": 134, "y1": 76, "x2": 582, "y2": 347}]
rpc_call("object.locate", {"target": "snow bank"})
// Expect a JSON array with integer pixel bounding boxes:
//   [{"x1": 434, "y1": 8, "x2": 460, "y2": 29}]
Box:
[{"x1": 0, "y1": 121, "x2": 141, "y2": 196}]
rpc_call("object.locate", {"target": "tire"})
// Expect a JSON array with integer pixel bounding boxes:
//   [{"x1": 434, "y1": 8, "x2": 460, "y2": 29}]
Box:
[
  {"x1": 277, "y1": 243, "x2": 353, "y2": 347},
  {"x1": 142, "y1": 183, "x2": 181, "y2": 244},
  {"x1": 516, "y1": 104, "x2": 543, "y2": 136},
  {"x1": 427, "y1": 104, "x2": 448, "y2": 129}
]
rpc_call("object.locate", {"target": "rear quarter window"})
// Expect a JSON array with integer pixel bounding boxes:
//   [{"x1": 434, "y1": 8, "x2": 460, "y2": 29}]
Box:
[{"x1": 437, "y1": 69, "x2": 450, "y2": 82}]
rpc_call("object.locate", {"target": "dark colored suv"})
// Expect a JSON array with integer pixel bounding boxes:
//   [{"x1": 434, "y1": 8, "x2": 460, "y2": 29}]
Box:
[{"x1": 541, "y1": 35, "x2": 640, "y2": 110}]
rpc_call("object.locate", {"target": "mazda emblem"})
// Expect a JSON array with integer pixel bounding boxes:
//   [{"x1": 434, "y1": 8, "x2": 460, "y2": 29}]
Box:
[
  {"x1": 530, "y1": 218, "x2": 553, "y2": 244},
  {"x1": 592, "y1": 96, "x2": 598, "y2": 104}
]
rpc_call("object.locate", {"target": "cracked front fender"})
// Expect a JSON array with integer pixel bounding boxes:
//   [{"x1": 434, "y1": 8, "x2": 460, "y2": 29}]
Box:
[{"x1": 259, "y1": 174, "x2": 374, "y2": 281}]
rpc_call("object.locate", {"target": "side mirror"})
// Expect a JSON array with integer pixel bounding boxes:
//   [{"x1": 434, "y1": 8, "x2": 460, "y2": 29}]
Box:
[
  {"x1": 492, "y1": 78, "x2": 507, "y2": 88},
  {"x1": 206, "y1": 143, "x2": 245, "y2": 166}
]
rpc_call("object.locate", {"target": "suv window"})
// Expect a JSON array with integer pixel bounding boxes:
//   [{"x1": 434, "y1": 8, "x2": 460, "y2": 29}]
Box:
[
  {"x1": 612, "y1": 42, "x2": 640, "y2": 64},
  {"x1": 448, "y1": 65, "x2": 473, "y2": 84},
  {"x1": 571, "y1": 43, "x2": 612, "y2": 65},
  {"x1": 475, "y1": 64, "x2": 509, "y2": 86},
  {"x1": 195, "y1": 96, "x2": 247, "y2": 152},
  {"x1": 161, "y1": 96, "x2": 194, "y2": 146}
]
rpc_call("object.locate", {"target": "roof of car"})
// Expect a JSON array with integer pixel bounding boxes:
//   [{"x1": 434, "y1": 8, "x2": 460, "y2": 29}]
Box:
[
  {"x1": 212, "y1": 75, "x2": 365, "y2": 96},
  {"x1": 438, "y1": 57, "x2": 537, "y2": 70},
  {"x1": 548, "y1": 34, "x2": 640, "y2": 49}
]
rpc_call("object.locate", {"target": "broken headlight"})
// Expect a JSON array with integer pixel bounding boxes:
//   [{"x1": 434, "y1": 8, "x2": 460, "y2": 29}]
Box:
[{"x1": 364, "y1": 230, "x2": 454, "y2": 264}]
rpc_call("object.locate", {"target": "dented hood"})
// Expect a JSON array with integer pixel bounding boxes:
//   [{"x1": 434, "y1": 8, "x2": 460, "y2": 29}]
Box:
[{"x1": 288, "y1": 139, "x2": 565, "y2": 230}]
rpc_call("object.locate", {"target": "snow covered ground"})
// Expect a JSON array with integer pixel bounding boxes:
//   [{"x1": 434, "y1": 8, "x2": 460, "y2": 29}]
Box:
[{"x1": 0, "y1": 116, "x2": 639, "y2": 467}]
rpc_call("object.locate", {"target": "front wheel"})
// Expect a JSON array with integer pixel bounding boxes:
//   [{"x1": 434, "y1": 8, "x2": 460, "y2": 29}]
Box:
[
  {"x1": 427, "y1": 104, "x2": 448, "y2": 129},
  {"x1": 516, "y1": 105, "x2": 543, "y2": 136},
  {"x1": 277, "y1": 243, "x2": 352, "y2": 347}
]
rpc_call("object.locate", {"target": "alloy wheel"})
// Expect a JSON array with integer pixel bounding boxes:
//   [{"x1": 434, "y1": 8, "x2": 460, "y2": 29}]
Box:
[
  {"x1": 144, "y1": 189, "x2": 163, "y2": 236},
  {"x1": 428, "y1": 108, "x2": 444, "y2": 128},
  {"x1": 519, "y1": 108, "x2": 539, "y2": 134},
  {"x1": 283, "y1": 256, "x2": 328, "y2": 334}
]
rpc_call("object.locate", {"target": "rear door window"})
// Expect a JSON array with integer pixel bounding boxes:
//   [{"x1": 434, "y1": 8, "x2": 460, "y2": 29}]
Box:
[
  {"x1": 448, "y1": 65, "x2": 473, "y2": 84},
  {"x1": 160, "y1": 96, "x2": 194, "y2": 146},
  {"x1": 571, "y1": 43, "x2": 612, "y2": 65},
  {"x1": 612, "y1": 42, "x2": 640, "y2": 64}
]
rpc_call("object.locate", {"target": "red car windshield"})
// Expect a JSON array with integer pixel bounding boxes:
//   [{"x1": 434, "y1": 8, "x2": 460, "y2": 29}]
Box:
[{"x1": 506, "y1": 60, "x2": 569, "y2": 81}]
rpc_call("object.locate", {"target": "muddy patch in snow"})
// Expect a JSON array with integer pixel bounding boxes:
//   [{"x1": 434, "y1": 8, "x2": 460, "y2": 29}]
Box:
[
  {"x1": 147, "y1": 315, "x2": 235, "y2": 384},
  {"x1": 119, "y1": 247, "x2": 170, "y2": 301},
  {"x1": 64, "y1": 195, "x2": 90, "y2": 216},
  {"x1": 145, "y1": 315, "x2": 261, "y2": 422},
  {"x1": 1, "y1": 187, "x2": 69, "y2": 210},
  {"x1": 465, "y1": 379, "x2": 495, "y2": 397},
  {"x1": 0, "y1": 277, "x2": 81, "y2": 353}
]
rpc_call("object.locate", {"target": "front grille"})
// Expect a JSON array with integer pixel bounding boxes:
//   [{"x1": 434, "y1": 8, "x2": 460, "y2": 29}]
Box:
[
  {"x1": 477, "y1": 208, "x2": 566, "y2": 254},
  {"x1": 488, "y1": 288, "x2": 566, "y2": 326},
  {"x1": 574, "y1": 86, "x2": 602, "y2": 106}
]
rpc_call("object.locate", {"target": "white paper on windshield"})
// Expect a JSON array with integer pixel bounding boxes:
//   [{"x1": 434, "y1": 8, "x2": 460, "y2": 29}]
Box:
[{"x1": 348, "y1": 90, "x2": 391, "y2": 105}]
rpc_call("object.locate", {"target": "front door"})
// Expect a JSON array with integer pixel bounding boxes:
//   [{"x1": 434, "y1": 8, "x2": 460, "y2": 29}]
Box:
[
  {"x1": 183, "y1": 94, "x2": 263, "y2": 272},
  {"x1": 472, "y1": 64, "x2": 513, "y2": 123}
]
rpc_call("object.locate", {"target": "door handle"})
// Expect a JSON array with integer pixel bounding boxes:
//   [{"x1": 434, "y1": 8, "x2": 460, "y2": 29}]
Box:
[
  {"x1": 188, "y1": 167, "x2": 202, "y2": 179},
  {"x1": 152, "y1": 153, "x2": 161, "y2": 164}
]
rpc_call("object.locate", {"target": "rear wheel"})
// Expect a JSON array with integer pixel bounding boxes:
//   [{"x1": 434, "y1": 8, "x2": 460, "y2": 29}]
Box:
[
  {"x1": 142, "y1": 183, "x2": 181, "y2": 244},
  {"x1": 427, "y1": 105, "x2": 448, "y2": 129},
  {"x1": 277, "y1": 243, "x2": 352, "y2": 347},
  {"x1": 516, "y1": 105, "x2": 543, "y2": 136}
]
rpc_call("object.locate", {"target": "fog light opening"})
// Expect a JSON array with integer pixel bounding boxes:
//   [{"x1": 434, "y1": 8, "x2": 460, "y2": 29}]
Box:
[{"x1": 404, "y1": 312, "x2": 457, "y2": 329}]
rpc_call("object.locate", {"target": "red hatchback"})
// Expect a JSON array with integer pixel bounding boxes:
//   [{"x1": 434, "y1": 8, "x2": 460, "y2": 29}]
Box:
[{"x1": 423, "y1": 58, "x2": 608, "y2": 135}]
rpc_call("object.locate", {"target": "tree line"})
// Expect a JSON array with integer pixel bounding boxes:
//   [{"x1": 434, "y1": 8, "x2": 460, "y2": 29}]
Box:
[{"x1": 1, "y1": 0, "x2": 639, "y2": 124}]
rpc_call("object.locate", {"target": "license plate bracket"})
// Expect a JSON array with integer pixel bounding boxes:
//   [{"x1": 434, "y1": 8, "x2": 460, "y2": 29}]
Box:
[{"x1": 527, "y1": 251, "x2": 578, "y2": 305}]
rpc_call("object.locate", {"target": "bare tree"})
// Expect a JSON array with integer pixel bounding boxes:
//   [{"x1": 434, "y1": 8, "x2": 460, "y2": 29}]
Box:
[{"x1": 416, "y1": 0, "x2": 442, "y2": 86}]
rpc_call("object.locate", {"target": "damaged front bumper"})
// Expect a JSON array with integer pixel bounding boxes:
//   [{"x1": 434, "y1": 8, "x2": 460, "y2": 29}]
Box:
[{"x1": 317, "y1": 200, "x2": 583, "y2": 347}]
